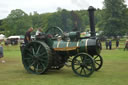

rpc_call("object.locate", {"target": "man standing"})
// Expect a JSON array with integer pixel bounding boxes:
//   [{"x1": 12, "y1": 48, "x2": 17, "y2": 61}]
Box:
[
  {"x1": 124, "y1": 39, "x2": 128, "y2": 51},
  {"x1": 116, "y1": 39, "x2": 119, "y2": 48},
  {"x1": 24, "y1": 27, "x2": 33, "y2": 44},
  {"x1": 109, "y1": 40, "x2": 112, "y2": 50},
  {"x1": 105, "y1": 40, "x2": 109, "y2": 49}
]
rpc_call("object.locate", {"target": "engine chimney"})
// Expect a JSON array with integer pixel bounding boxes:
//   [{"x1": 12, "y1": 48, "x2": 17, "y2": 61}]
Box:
[{"x1": 88, "y1": 6, "x2": 96, "y2": 38}]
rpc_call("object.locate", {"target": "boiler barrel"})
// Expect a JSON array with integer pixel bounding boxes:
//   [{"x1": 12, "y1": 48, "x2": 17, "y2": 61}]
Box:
[{"x1": 52, "y1": 38, "x2": 101, "y2": 56}]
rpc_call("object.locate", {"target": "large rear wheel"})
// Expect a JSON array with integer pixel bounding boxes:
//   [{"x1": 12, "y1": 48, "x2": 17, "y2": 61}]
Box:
[{"x1": 22, "y1": 41, "x2": 52, "y2": 74}]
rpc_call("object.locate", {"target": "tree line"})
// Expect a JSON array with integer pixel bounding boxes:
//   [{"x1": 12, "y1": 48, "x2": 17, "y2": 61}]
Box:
[{"x1": 0, "y1": 0, "x2": 128, "y2": 37}]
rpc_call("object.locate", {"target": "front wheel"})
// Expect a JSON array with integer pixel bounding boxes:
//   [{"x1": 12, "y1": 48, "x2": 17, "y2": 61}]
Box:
[{"x1": 72, "y1": 53, "x2": 95, "y2": 77}]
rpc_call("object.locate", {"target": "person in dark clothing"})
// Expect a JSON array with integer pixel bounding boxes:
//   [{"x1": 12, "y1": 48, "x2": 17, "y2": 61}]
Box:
[
  {"x1": 24, "y1": 27, "x2": 33, "y2": 44},
  {"x1": 124, "y1": 40, "x2": 128, "y2": 51},
  {"x1": 105, "y1": 40, "x2": 109, "y2": 49},
  {"x1": 109, "y1": 40, "x2": 112, "y2": 50},
  {"x1": 116, "y1": 39, "x2": 119, "y2": 48},
  {"x1": 0, "y1": 44, "x2": 5, "y2": 63}
]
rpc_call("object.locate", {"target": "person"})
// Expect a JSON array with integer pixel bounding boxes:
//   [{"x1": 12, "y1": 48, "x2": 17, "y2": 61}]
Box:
[
  {"x1": 109, "y1": 40, "x2": 112, "y2": 50},
  {"x1": 24, "y1": 27, "x2": 33, "y2": 44},
  {"x1": 35, "y1": 28, "x2": 42, "y2": 36},
  {"x1": 116, "y1": 39, "x2": 119, "y2": 48},
  {"x1": 105, "y1": 40, "x2": 109, "y2": 49},
  {"x1": 124, "y1": 40, "x2": 128, "y2": 51},
  {"x1": 0, "y1": 44, "x2": 5, "y2": 63}
]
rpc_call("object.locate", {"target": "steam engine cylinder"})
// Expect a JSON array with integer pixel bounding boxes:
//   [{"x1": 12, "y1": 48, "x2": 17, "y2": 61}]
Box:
[{"x1": 52, "y1": 38, "x2": 101, "y2": 56}]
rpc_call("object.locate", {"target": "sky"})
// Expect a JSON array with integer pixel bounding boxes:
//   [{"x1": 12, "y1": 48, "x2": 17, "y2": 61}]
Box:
[{"x1": 0, "y1": 0, "x2": 128, "y2": 19}]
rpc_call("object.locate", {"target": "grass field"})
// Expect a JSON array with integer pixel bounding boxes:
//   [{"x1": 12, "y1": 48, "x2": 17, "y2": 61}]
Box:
[{"x1": 0, "y1": 41, "x2": 128, "y2": 85}]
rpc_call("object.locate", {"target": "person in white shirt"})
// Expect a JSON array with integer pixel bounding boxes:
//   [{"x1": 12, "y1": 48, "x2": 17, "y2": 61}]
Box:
[{"x1": 36, "y1": 28, "x2": 42, "y2": 36}]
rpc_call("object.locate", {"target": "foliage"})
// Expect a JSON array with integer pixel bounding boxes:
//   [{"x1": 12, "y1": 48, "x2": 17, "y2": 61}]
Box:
[
  {"x1": 1, "y1": 9, "x2": 32, "y2": 36},
  {"x1": 99, "y1": 0, "x2": 128, "y2": 37},
  {"x1": 0, "y1": 1, "x2": 128, "y2": 37},
  {"x1": 1, "y1": 8, "x2": 91, "y2": 36}
]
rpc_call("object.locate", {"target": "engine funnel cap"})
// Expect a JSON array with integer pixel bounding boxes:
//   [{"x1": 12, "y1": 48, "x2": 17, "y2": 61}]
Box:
[{"x1": 88, "y1": 6, "x2": 96, "y2": 11}]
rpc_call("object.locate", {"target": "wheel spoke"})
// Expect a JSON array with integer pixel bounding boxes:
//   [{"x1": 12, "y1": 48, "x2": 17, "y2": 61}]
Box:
[
  {"x1": 83, "y1": 56, "x2": 86, "y2": 62},
  {"x1": 38, "y1": 53, "x2": 47, "y2": 57},
  {"x1": 27, "y1": 53, "x2": 33, "y2": 57},
  {"x1": 83, "y1": 68, "x2": 86, "y2": 75},
  {"x1": 95, "y1": 62, "x2": 100, "y2": 66},
  {"x1": 36, "y1": 63, "x2": 39, "y2": 72},
  {"x1": 94, "y1": 55, "x2": 98, "y2": 60},
  {"x1": 23, "y1": 58, "x2": 32, "y2": 60},
  {"x1": 32, "y1": 48, "x2": 36, "y2": 55},
  {"x1": 85, "y1": 66, "x2": 92, "y2": 71},
  {"x1": 36, "y1": 45, "x2": 41, "y2": 54},
  {"x1": 41, "y1": 63, "x2": 45, "y2": 68},
  {"x1": 80, "y1": 68, "x2": 83, "y2": 74},
  {"x1": 74, "y1": 63, "x2": 80, "y2": 65},
  {"x1": 80, "y1": 56, "x2": 83, "y2": 61},
  {"x1": 74, "y1": 59, "x2": 81, "y2": 65},
  {"x1": 75, "y1": 66, "x2": 81, "y2": 70},
  {"x1": 39, "y1": 59, "x2": 47, "y2": 64},
  {"x1": 95, "y1": 60, "x2": 101, "y2": 61},
  {"x1": 40, "y1": 62, "x2": 46, "y2": 69},
  {"x1": 29, "y1": 61, "x2": 36, "y2": 67}
]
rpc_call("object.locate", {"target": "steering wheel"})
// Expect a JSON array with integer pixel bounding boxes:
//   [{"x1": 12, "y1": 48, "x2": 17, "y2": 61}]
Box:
[{"x1": 45, "y1": 26, "x2": 64, "y2": 38}]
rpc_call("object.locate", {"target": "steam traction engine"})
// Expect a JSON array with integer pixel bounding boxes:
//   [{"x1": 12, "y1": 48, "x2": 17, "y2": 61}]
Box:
[{"x1": 20, "y1": 6, "x2": 103, "y2": 77}]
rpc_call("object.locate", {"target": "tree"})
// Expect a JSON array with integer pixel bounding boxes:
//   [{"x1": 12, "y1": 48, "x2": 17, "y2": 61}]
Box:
[
  {"x1": 31, "y1": 11, "x2": 43, "y2": 28},
  {"x1": 1, "y1": 7, "x2": 107, "y2": 36},
  {"x1": 101, "y1": 0, "x2": 127, "y2": 37},
  {"x1": 47, "y1": 12, "x2": 62, "y2": 30},
  {"x1": 47, "y1": 9, "x2": 72, "y2": 32},
  {"x1": 61, "y1": 9, "x2": 72, "y2": 32},
  {"x1": 2, "y1": 9, "x2": 32, "y2": 36},
  {"x1": 71, "y1": 11, "x2": 82, "y2": 31}
]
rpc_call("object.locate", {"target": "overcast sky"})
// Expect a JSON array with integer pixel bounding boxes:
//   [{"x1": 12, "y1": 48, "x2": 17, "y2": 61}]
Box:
[{"x1": 0, "y1": 0, "x2": 128, "y2": 19}]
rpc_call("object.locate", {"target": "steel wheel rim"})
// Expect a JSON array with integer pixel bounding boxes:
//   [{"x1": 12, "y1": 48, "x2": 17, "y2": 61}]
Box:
[
  {"x1": 72, "y1": 53, "x2": 95, "y2": 77},
  {"x1": 45, "y1": 26, "x2": 64, "y2": 37},
  {"x1": 22, "y1": 41, "x2": 49, "y2": 74},
  {"x1": 93, "y1": 55, "x2": 103, "y2": 71}
]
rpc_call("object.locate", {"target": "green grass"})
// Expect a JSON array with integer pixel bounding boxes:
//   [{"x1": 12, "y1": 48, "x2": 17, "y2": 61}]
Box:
[{"x1": 0, "y1": 42, "x2": 128, "y2": 85}]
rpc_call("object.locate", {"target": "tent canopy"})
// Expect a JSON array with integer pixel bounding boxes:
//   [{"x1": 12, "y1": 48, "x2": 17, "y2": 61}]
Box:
[{"x1": 8, "y1": 35, "x2": 25, "y2": 39}]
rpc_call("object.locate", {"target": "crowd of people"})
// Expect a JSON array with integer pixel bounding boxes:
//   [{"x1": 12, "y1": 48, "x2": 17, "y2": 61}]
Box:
[{"x1": 105, "y1": 39, "x2": 128, "y2": 50}]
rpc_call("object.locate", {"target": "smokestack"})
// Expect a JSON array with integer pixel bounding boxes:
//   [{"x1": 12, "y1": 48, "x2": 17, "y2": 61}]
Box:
[{"x1": 88, "y1": 6, "x2": 96, "y2": 38}]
